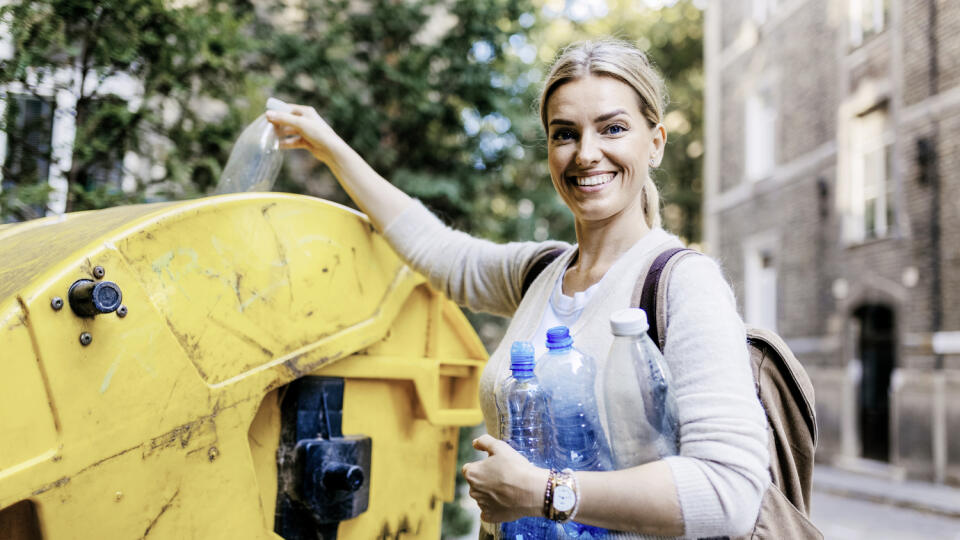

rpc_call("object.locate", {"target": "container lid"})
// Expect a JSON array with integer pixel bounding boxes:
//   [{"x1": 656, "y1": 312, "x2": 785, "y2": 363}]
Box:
[
  {"x1": 545, "y1": 326, "x2": 573, "y2": 350},
  {"x1": 609, "y1": 308, "x2": 650, "y2": 336}
]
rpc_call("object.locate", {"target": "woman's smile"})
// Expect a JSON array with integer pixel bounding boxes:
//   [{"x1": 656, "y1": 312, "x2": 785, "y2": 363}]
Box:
[
  {"x1": 573, "y1": 172, "x2": 616, "y2": 191},
  {"x1": 571, "y1": 171, "x2": 617, "y2": 192}
]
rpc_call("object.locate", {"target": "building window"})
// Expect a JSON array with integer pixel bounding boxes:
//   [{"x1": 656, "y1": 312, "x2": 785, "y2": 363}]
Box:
[
  {"x1": 2, "y1": 94, "x2": 54, "y2": 188},
  {"x1": 752, "y1": 0, "x2": 779, "y2": 25},
  {"x1": 744, "y1": 239, "x2": 778, "y2": 331},
  {"x1": 848, "y1": 108, "x2": 894, "y2": 241},
  {"x1": 745, "y1": 85, "x2": 776, "y2": 181},
  {"x1": 849, "y1": 0, "x2": 888, "y2": 47}
]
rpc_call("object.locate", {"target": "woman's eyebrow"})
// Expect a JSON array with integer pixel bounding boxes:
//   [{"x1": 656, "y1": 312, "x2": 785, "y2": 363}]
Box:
[
  {"x1": 594, "y1": 109, "x2": 628, "y2": 123},
  {"x1": 549, "y1": 108, "x2": 629, "y2": 126}
]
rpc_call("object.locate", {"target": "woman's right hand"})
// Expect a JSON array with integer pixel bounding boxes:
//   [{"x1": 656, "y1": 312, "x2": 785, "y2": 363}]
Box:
[
  {"x1": 265, "y1": 102, "x2": 413, "y2": 232},
  {"x1": 266, "y1": 105, "x2": 343, "y2": 165}
]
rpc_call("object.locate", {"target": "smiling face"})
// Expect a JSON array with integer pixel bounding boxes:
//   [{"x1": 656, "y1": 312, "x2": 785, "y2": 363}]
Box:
[{"x1": 545, "y1": 75, "x2": 665, "y2": 226}]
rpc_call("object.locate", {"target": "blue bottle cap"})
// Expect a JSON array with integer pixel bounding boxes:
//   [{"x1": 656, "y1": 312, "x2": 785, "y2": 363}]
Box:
[
  {"x1": 510, "y1": 341, "x2": 535, "y2": 377},
  {"x1": 545, "y1": 326, "x2": 573, "y2": 350}
]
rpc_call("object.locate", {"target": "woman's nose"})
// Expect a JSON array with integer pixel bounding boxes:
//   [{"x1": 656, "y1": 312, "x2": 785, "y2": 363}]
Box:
[{"x1": 575, "y1": 132, "x2": 602, "y2": 167}]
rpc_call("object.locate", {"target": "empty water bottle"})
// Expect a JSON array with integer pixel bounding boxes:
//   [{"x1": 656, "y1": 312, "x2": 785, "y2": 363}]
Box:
[
  {"x1": 535, "y1": 327, "x2": 609, "y2": 540},
  {"x1": 603, "y1": 308, "x2": 679, "y2": 469},
  {"x1": 215, "y1": 97, "x2": 292, "y2": 194},
  {"x1": 496, "y1": 341, "x2": 556, "y2": 540}
]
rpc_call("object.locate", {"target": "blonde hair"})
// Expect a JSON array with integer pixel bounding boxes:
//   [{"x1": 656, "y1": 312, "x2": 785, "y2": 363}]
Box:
[{"x1": 538, "y1": 39, "x2": 666, "y2": 229}]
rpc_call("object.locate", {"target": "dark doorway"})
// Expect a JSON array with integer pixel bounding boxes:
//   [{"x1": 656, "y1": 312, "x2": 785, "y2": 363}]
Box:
[{"x1": 854, "y1": 304, "x2": 896, "y2": 462}]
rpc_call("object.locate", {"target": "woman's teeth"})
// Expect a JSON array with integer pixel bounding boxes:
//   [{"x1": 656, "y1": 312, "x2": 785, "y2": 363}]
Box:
[{"x1": 576, "y1": 173, "x2": 614, "y2": 186}]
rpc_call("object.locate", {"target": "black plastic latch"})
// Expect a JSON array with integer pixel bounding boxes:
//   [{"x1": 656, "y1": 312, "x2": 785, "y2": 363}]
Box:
[{"x1": 275, "y1": 377, "x2": 372, "y2": 540}]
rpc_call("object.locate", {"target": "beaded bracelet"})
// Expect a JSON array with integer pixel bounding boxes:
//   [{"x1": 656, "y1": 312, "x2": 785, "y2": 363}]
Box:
[{"x1": 542, "y1": 469, "x2": 557, "y2": 519}]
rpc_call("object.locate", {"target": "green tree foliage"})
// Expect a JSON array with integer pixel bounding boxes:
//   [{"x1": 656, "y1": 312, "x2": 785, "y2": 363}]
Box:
[
  {"x1": 0, "y1": 0, "x2": 256, "y2": 220},
  {"x1": 263, "y1": 0, "x2": 574, "y2": 243}
]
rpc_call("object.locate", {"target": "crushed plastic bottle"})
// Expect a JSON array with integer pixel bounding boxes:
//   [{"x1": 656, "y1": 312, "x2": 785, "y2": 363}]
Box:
[
  {"x1": 215, "y1": 97, "x2": 292, "y2": 194},
  {"x1": 496, "y1": 341, "x2": 556, "y2": 540},
  {"x1": 603, "y1": 308, "x2": 679, "y2": 469}
]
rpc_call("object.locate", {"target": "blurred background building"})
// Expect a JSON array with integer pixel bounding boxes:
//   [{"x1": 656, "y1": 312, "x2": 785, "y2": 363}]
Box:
[{"x1": 705, "y1": 0, "x2": 960, "y2": 484}]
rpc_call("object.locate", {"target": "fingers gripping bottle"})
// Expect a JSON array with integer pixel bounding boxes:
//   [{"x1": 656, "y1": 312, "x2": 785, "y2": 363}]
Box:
[
  {"x1": 535, "y1": 327, "x2": 609, "y2": 539},
  {"x1": 603, "y1": 308, "x2": 679, "y2": 469},
  {"x1": 496, "y1": 341, "x2": 556, "y2": 540},
  {"x1": 215, "y1": 97, "x2": 292, "y2": 194}
]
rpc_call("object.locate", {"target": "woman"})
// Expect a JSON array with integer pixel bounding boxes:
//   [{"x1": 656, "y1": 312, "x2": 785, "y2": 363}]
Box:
[{"x1": 267, "y1": 39, "x2": 769, "y2": 538}]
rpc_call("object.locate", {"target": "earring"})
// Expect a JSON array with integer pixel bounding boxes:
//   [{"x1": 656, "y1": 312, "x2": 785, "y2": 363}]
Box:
[{"x1": 649, "y1": 158, "x2": 657, "y2": 166}]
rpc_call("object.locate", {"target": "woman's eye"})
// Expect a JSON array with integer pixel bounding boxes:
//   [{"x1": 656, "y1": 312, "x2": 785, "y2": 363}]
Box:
[
  {"x1": 605, "y1": 124, "x2": 626, "y2": 135},
  {"x1": 551, "y1": 129, "x2": 576, "y2": 141}
]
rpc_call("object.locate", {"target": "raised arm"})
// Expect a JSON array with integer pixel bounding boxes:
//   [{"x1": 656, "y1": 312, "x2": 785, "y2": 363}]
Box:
[
  {"x1": 266, "y1": 105, "x2": 414, "y2": 232},
  {"x1": 267, "y1": 105, "x2": 568, "y2": 317}
]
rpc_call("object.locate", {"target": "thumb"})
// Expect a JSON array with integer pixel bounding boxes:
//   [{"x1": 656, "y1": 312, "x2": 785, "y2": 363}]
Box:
[{"x1": 472, "y1": 434, "x2": 502, "y2": 455}]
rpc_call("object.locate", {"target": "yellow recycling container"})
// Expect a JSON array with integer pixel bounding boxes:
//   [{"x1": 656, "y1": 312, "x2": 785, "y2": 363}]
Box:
[{"x1": 0, "y1": 193, "x2": 487, "y2": 539}]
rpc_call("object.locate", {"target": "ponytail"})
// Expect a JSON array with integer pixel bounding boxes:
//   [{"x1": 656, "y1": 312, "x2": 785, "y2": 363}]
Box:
[{"x1": 641, "y1": 176, "x2": 661, "y2": 229}]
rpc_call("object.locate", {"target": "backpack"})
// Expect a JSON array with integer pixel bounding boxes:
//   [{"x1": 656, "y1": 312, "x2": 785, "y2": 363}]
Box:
[{"x1": 524, "y1": 246, "x2": 822, "y2": 539}]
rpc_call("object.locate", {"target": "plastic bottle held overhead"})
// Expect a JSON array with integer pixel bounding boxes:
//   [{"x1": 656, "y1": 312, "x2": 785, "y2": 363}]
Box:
[
  {"x1": 603, "y1": 308, "x2": 679, "y2": 469},
  {"x1": 535, "y1": 327, "x2": 609, "y2": 540},
  {"x1": 215, "y1": 98, "x2": 293, "y2": 194},
  {"x1": 496, "y1": 341, "x2": 557, "y2": 540}
]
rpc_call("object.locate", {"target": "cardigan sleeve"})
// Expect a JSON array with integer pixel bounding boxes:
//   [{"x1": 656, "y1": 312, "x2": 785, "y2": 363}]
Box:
[
  {"x1": 660, "y1": 255, "x2": 770, "y2": 538},
  {"x1": 382, "y1": 200, "x2": 569, "y2": 318}
]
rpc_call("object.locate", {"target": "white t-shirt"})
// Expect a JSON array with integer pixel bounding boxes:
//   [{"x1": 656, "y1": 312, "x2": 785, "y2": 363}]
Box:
[{"x1": 530, "y1": 270, "x2": 602, "y2": 360}]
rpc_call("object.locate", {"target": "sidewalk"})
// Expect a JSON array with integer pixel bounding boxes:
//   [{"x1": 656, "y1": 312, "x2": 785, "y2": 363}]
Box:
[{"x1": 813, "y1": 464, "x2": 960, "y2": 518}]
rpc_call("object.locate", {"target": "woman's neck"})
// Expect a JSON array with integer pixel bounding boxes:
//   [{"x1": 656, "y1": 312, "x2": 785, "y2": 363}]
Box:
[{"x1": 563, "y1": 207, "x2": 652, "y2": 294}]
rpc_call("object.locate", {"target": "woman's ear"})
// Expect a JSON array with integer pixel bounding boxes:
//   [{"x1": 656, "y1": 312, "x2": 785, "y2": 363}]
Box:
[{"x1": 649, "y1": 123, "x2": 667, "y2": 167}]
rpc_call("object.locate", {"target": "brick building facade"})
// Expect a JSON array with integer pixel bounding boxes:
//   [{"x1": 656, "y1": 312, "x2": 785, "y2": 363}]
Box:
[{"x1": 704, "y1": 0, "x2": 960, "y2": 483}]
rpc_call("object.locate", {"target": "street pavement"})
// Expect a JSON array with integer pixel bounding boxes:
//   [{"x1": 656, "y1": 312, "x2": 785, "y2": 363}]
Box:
[
  {"x1": 812, "y1": 491, "x2": 960, "y2": 539},
  {"x1": 811, "y1": 464, "x2": 960, "y2": 539}
]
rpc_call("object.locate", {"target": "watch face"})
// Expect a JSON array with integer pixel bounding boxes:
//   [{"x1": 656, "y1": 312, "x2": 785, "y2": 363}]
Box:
[{"x1": 553, "y1": 485, "x2": 576, "y2": 512}]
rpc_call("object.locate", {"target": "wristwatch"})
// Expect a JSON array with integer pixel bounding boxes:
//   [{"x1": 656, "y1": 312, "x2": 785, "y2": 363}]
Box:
[{"x1": 545, "y1": 469, "x2": 578, "y2": 522}]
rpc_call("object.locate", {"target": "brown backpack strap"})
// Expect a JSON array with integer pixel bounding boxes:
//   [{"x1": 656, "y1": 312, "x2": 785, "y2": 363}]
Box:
[
  {"x1": 521, "y1": 248, "x2": 566, "y2": 298},
  {"x1": 637, "y1": 247, "x2": 698, "y2": 350}
]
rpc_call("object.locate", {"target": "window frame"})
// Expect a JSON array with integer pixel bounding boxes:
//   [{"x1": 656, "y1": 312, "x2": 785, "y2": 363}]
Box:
[
  {"x1": 744, "y1": 83, "x2": 777, "y2": 182},
  {"x1": 743, "y1": 231, "x2": 780, "y2": 331},
  {"x1": 847, "y1": 106, "x2": 895, "y2": 243},
  {"x1": 849, "y1": 0, "x2": 888, "y2": 48}
]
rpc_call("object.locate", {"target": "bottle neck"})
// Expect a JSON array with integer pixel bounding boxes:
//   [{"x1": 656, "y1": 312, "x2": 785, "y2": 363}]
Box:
[{"x1": 510, "y1": 362, "x2": 535, "y2": 379}]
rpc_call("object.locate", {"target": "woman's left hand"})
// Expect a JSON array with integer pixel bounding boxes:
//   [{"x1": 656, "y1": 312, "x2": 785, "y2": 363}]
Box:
[{"x1": 461, "y1": 434, "x2": 548, "y2": 523}]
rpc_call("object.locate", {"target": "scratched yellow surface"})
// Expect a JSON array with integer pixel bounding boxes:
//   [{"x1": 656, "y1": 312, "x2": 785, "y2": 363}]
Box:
[{"x1": 0, "y1": 194, "x2": 487, "y2": 539}]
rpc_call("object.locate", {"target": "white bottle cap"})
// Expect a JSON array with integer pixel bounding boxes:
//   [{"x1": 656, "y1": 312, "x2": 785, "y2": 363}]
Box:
[
  {"x1": 266, "y1": 97, "x2": 293, "y2": 113},
  {"x1": 609, "y1": 308, "x2": 650, "y2": 336}
]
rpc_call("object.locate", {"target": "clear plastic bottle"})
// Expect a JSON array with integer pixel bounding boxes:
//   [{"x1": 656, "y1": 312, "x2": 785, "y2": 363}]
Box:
[
  {"x1": 497, "y1": 341, "x2": 556, "y2": 540},
  {"x1": 535, "y1": 326, "x2": 609, "y2": 540},
  {"x1": 215, "y1": 97, "x2": 292, "y2": 194},
  {"x1": 603, "y1": 308, "x2": 679, "y2": 469}
]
